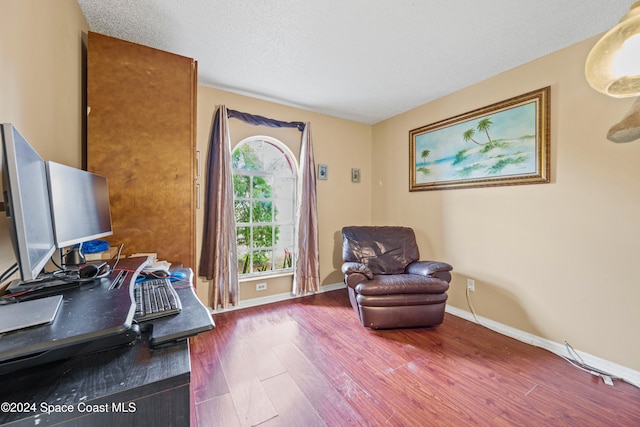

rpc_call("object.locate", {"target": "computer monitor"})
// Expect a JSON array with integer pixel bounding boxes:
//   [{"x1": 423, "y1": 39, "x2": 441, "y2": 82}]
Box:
[
  {"x1": 46, "y1": 161, "x2": 113, "y2": 254},
  {"x1": 1, "y1": 123, "x2": 57, "y2": 282}
]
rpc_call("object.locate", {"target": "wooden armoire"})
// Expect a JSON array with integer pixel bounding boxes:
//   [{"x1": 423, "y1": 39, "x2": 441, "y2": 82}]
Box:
[{"x1": 87, "y1": 32, "x2": 197, "y2": 269}]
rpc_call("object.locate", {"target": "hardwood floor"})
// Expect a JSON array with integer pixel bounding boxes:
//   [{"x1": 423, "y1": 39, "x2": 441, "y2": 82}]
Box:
[{"x1": 190, "y1": 290, "x2": 640, "y2": 426}]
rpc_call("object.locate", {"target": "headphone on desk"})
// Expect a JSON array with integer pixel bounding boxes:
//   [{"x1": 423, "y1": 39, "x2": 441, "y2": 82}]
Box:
[{"x1": 76, "y1": 262, "x2": 112, "y2": 281}]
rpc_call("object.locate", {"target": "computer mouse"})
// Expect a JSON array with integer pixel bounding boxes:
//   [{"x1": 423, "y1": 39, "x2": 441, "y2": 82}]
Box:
[{"x1": 151, "y1": 270, "x2": 170, "y2": 278}]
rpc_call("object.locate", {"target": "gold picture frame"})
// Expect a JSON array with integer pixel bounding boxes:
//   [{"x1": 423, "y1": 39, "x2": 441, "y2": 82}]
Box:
[{"x1": 409, "y1": 86, "x2": 550, "y2": 191}]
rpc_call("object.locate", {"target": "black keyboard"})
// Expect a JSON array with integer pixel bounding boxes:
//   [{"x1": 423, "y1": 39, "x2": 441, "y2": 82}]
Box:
[{"x1": 133, "y1": 278, "x2": 182, "y2": 322}]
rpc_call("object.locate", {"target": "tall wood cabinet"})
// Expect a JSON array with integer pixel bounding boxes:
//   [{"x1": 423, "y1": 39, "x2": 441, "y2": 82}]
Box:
[{"x1": 87, "y1": 32, "x2": 197, "y2": 269}]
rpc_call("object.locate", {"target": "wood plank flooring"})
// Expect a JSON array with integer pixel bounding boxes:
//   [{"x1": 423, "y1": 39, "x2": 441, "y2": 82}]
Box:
[{"x1": 190, "y1": 290, "x2": 640, "y2": 426}]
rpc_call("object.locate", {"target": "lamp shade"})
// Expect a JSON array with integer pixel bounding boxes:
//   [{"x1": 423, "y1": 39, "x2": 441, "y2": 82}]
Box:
[{"x1": 585, "y1": 1, "x2": 640, "y2": 97}]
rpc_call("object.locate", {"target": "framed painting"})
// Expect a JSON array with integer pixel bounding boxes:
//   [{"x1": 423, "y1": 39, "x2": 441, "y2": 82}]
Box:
[{"x1": 409, "y1": 86, "x2": 550, "y2": 191}]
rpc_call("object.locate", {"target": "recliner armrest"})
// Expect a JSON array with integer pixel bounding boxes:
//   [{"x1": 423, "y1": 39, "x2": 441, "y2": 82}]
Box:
[
  {"x1": 406, "y1": 261, "x2": 453, "y2": 282},
  {"x1": 344, "y1": 272, "x2": 369, "y2": 288},
  {"x1": 342, "y1": 262, "x2": 374, "y2": 279}
]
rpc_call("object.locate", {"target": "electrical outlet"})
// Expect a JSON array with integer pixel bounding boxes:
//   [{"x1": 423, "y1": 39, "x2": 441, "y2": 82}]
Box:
[
  {"x1": 466, "y1": 279, "x2": 475, "y2": 292},
  {"x1": 256, "y1": 282, "x2": 267, "y2": 291}
]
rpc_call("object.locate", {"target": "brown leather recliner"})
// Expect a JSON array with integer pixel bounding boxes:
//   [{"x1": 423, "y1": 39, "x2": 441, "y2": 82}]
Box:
[{"x1": 341, "y1": 226, "x2": 453, "y2": 329}]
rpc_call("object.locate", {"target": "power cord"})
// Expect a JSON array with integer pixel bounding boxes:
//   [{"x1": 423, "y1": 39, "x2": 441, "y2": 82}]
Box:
[
  {"x1": 464, "y1": 282, "x2": 637, "y2": 389},
  {"x1": 559, "y1": 341, "x2": 631, "y2": 387},
  {"x1": 111, "y1": 243, "x2": 124, "y2": 271},
  {"x1": 0, "y1": 263, "x2": 19, "y2": 286},
  {"x1": 465, "y1": 284, "x2": 483, "y2": 326}
]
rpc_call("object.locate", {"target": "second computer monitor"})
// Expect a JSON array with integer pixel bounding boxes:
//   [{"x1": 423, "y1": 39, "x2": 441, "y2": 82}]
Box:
[{"x1": 46, "y1": 161, "x2": 113, "y2": 249}]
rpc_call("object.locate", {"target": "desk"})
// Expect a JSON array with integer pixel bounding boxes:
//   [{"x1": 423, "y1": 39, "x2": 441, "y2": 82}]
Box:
[
  {"x1": 0, "y1": 331, "x2": 190, "y2": 426},
  {"x1": 0, "y1": 263, "x2": 213, "y2": 426}
]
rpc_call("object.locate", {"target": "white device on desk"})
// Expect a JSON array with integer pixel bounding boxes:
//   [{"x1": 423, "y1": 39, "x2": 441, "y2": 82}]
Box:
[{"x1": 0, "y1": 295, "x2": 62, "y2": 334}]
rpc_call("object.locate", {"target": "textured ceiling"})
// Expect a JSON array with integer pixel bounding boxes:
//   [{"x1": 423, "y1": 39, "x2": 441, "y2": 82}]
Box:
[{"x1": 76, "y1": 0, "x2": 634, "y2": 124}]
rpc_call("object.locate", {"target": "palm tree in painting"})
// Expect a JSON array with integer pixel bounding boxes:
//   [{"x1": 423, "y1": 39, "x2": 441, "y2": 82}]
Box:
[
  {"x1": 420, "y1": 149, "x2": 431, "y2": 164},
  {"x1": 477, "y1": 118, "x2": 494, "y2": 147},
  {"x1": 462, "y1": 117, "x2": 495, "y2": 148},
  {"x1": 462, "y1": 129, "x2": 482, "y2": 145}
]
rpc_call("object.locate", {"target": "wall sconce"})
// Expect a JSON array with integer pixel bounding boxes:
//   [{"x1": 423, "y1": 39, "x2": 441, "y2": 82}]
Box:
[{"x1": 585, "y1": 1, "x2": 640, "y2": 142}]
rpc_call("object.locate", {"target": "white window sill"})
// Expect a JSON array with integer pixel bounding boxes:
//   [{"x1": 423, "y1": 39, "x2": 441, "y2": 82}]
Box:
[{"x1": 238, "y1": 271, "x2": 294, "y2": 282}]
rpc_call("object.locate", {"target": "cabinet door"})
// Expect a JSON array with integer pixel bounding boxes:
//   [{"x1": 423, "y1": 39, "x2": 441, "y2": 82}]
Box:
[{"x1": 87, "y1": 32, "x2": 196, "y2": 269}]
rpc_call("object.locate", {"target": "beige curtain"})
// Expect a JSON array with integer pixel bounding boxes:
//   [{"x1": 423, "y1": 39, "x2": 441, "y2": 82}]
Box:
[
  {"x1": 198, "y1": 106, "x2": 239, "y2": 309},
  {"x1": 293, "y1": 123, "x2": 320, "y2": 295}
]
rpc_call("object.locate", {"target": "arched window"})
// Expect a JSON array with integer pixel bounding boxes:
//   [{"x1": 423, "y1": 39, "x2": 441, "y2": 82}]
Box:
[{"x1": 231, "y1": 136, "x2": 297, "y2": 277}]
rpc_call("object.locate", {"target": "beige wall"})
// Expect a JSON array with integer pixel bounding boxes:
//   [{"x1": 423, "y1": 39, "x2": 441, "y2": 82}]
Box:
[
  {"x1": 371, "y1": 35, "x2": 640, "y2": 370},
  {"x1": 0, "y1": 0, "x2": 88, "y2": 276},
  {"x1": 194, "y1": 87, "x2": 372, "y2": 305},
  {"x1": 0, "y1": 0, "x2": 87, "y2": 166}
]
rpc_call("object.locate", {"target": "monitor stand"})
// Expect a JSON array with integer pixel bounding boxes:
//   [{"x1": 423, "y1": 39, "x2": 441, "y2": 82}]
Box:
[{"x1": 62, "y1": 246, "x2": 86, "y2": 266}]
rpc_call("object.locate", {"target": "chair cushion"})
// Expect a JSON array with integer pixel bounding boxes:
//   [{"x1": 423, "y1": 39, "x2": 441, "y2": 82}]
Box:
[
  {"x1": 342, "y1": 226, "x2": 420, "y2": 274},
  {"x1": 354, "y1": 274, "x2": 449, "y2": 295}
]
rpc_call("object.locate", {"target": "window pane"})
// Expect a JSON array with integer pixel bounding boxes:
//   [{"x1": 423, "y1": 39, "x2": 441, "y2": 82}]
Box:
[
  {"x1": 233, "y1": 143, "x2": 263, "y2": 172},
  {"x1": 276, "y1": 224, "x2": 294, "y2": 248},
  {"x1": 273, "y1": 176, "x2": 294, "y2": 195},
  {"x1": 263, "y1": 143, "x2": 294, "y2": 175},
  {"x1": 273, "y1": 199, "x2": 293, "y2": 223},
  {"x1": 252, "y1": 176, "x2": 272, "y2": 198},
  {"x1": 237, "y1": 249, "x2": 251, "y2": 274},
  {"x1": 252, "y1": 201, "x2": 273, "y2": 222},
  {"x1": 236, "y1": 226, "x2": 250, "y2": 249},
  {"x1": 252, "y1": 225, "x2": 273, "y2": 248},
  {"x1": 273, "y1": 248, "x2": 293, "y2": 269},
  {"x1": 273, "y1": 177, "x2": 294, "y2": 223},
  {"x1": 253, "y1": 250, "x2": 273, "y2": 272},
  {"x1": 234, "y1": 200, "x2": 251, "y2": 223},
  {"x1": 233, "y1": 175, "x2": 250, "y2": 197}
]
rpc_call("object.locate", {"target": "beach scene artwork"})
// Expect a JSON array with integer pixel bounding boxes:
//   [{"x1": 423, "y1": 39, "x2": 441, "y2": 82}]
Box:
[{"x1": 410, "y1": 87, "x2": 549, "y2": 191}]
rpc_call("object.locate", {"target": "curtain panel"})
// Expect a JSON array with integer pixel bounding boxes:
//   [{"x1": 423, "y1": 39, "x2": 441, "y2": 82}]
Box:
[
  {"x1": 293, "y1": 123, "x2": 320, "y2": 295},
  {"x1": 198, "y1": 106, "x2": 239, "y2": 309}
]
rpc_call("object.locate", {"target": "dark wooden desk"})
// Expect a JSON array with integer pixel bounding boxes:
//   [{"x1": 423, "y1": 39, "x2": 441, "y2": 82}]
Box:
[
  {"x1": 0, "y1": 265, "x2": 213, "y2": 426},
  {"x1": 0, "y1": 331, "x2": 190, "y2": 426}
]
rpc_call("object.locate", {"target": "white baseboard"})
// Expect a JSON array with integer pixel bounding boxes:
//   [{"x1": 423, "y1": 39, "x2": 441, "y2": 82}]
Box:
[
  {"x1": 211, "y1": 282, "x2": 346, "y2": 313},
  {"x1": 445, "y1": 305, "x2": 640, "y2": 389}
]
